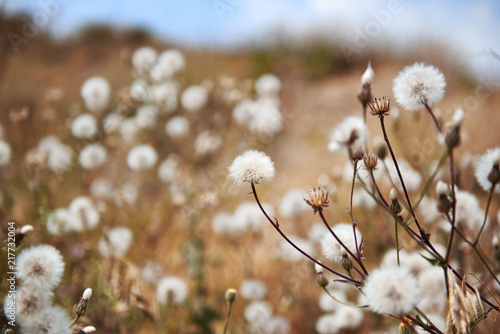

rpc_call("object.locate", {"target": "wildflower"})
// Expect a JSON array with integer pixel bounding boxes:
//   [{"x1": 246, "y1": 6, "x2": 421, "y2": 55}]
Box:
[
  {"x1": 363, "y1": 152, "x2": 378, "y2": 171},
  {"x1": 233, "y1": 201, "x2": 275, "y2": 233},
  {"x1": 364, "y1": 266, "x2": 420, "y2": 315},
  {"x1": 368, "y1": 96, "x2": 391, "y2": 118},
  {"x1": 0, "y1": 140, "x2": 11, "y2": 165},
  {"x1": 3, "y1": 284, "x2": 53, "y2": 325},
  {"x1": 240, "y1": 279, "x2": 267, "y2": 300},
  {"x1": 255, "y1": 73, "x2": 281, "y2": 96},
  {"x1": 304, "y1": 188, "x2": 329, "y2": 213},
  {"x1": 103, "y1": 112, "x2": 124, "y2": 133},
  {"x1": 211, "y1": 211, "x2": 242, "y2": 236},
  {"x1": 194, "y1": 131, "x2": 222, "y2": 156},
  {"x1": 81, "y1": 77, "x2": 110, "y2": 112},
  {"x1": 181, "y1": 85, "x2": 208, "y2": 112},
  {"x1": 132, "y1": 46, "x2": 158, "y2": 75},
  {"x1": 150, "y1": 49, "x2": 185, "y2": 81},
  {"x1": 17, "y1": 244, "x2": 65, "y2": 291},
  {"x1": 156, "y1": 276, "x2": 188, "y2": 304},
  {"x1": 71, "y1": 114, "x2": 98, "y2": 139},
  {"x1": 442, "y1": 108, "x2": 463, "y2": 149},
  {"x1": 119, "y1": 118, "x2": 140, "y2": 143},
  {"x1": 393, "y1": 62, "x2": 446, "y2": 111},
  {"x1": 454, "y1": 188, "x2": 484, "y2": 233},
  {"x1": 79, "y1": 144, "x2": 107, "y2": 169},
  {"x1": 165, "y1": 116, "x2": 190, "y2": 139},
  {"x1": 327, "y1": 116, "x2": 367, "y2": 154},
  {"x1": 228, "y1": 150, "x2": 275, "y2": 185},
  {"x1": 333, "y1": 305, "x2": 364, "y2": 331},
  {"x1": 127, "y1": 145, "x2": 158, "y2": 171},
  {"x1": 98, "y1": 227, "x2": 133, "y2": 258},
  {"x1": 73, "y1": 288, "x2": 92, "y2": 319},
  {"x1": 320, "y1": 223, "x2": 362, "y2": 263},
  {"x1": 475, "y1": 147, "x2": 500, "y2": 193}
]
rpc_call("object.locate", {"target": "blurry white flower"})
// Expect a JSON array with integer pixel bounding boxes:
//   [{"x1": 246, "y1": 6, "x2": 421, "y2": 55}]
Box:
[
  {"x1": 46, "y1": 208, "x2": 74, "y2": 235},
  {"x1": 240, "y1": 279, "x2": 267, "y2": 300},
  {"x1": 0, "y1": 140, "x2": 11, "y2": 165},
  {"x1": 181, "y1": 85, "x2": 208, "y2": 112},
  {"x1": 228, "y1": 150, "x2": 275, "y2": 185},
  {"x1": 233, "y1": 201, "x2": 274, "y2": 233},
  {"x1": 152, "y1": 82, "x2": 178, "y2": 105},
  {"x1": 103, "y1": 112, "x2": 124, "y2": 133},
  {"x1": 211, "y1": 212, "x2": 242, "y2": 236},
  {"x1": 46, "y1": 143, "x2": 73, "y2": 174},
  {"x1": 127, "y1": 145, "x2": 158, "y2": 171},
  {"x1": 417, "y1": 266, "x2": 447, "y2": 313},
  {"x1": 79, "y1": 144, "x2": 107, "y2": 169},
  {"x1": 332, "y1": 305, "x2": 364, "y2": 331},
  {"x1": 393, "y1": 63, "x2": 446, "y2": 111},
  {"x1": 69, "y1": 196, "x2": 100, "y2": 231},
  {"x1": 22, "y1": 305, "x2": 72, "y2": 334},
  {"x1": 308, "y1": 221, "x2": 326, "y2": 243},
  {"x1": 361, "y1": 61, "x2": 375, "y2": 84},
  {"x1": 17, "y1": 244, "x2": 65, "y2": 291},
  {"x1": 417, "y1": 196, "x2": 441, "y2": 224},
  {"x1": 115, "y1": 182, "x2": 138, "y2": 205},
  {"x1": 318, "y1": 289, "x2": 347, "y2": 312},
  {"x1": 130, "y1": 79, "x2": 150, "y2": 101},
  {"x1": 135, "y1": 105, "x2": 158, "y2": 129},
  {"x1": 150, "y1": 49, "x2": 185, "y2": 81},
  {"x1": 90, "y1": 177, "x2": 114, "y2": 200},
  {"x1": 321, "y1": 223, "x2": 362, "y2": 263},
  {"x1": 165, "y1": 116, "x2": 190, "y2": 139},
  {"x1": 381, "y1": 249, "x2": 430, "y2": 275},
  {"x1": 454, "y1": 188, "x2": 485, "y2": 233},
  {"x1": 156, "y1": 276, "x2": 188, "y2": 304},
  {"x1": 81, "y1": 77, "x2": 110, "y2": 112},
  {"x1": 132, "y1": 46, "x2": 158, "y2": 75},
  {"x1": 71, "y1": 114, "x2": 98, "y2": 139},
  {"x1": 278, "y1": 189, "x2": 310, "y2": 219},
  {"x1": 255, "y1": 74, "x2": 281, "y2": 96},
  {"x1": 265, "y1": 315, "x2": 291, "y2": 334},
  {"x1": 119, "y1": 118, "x2": 140, "y2": 143},
  {"x1": 328, "y1": 116, "x2": 367, "y2": 153},
  {"x1": 383, "y1": 158, "x2": 422, "y2": 193},
  {"x1": 158, "y1": 155, "x2": 181, "y2": 183},
  {"x1": 194, "y1": 131, "x2": 221, "y2": 157},
  {"x1": 364, "y1": 266, "x2": 420, "y2": 315},
  {"x1": 3, "y1": 284, "x2": 53, "y2": 325},
  {"x1": 315, "y1": 314, "x2": 339, "y2": 334},
  {"x1": 351, "y1": 188, "x2": 377, "y2": 209},
  {"x1": 244, "y1": 300, "x2": 273, "y2": 325},
  {"x1": 249, "y1": 100, "x2": 283, "y2": 136},
  {"x1": 98, "y1": 227, "x2": 133, "y2": 258},
  {"x1": 474, "y1": 147, "x2": 500, "y2": 193},
  {"x1": 141, "y1": 261, "x2": 164, "y2": 284}
]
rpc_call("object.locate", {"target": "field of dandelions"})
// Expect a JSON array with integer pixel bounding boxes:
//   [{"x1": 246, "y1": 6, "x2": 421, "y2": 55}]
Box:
[{"x1": 1, "y1": 32, "x2": 500, "y2": 334}]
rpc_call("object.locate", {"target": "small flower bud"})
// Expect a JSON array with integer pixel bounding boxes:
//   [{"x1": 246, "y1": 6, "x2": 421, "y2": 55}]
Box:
[
  {"x1": 363, "y1": 153, "x2": 378, "y2": 171},
  {"x1": 487, "y1": 162, "x2": 500, "y2": 186},
  {"x1": 374, "y1": 142, "x2": 387, "y2": 160},
  {"x1": 20, "y1": 225, "x2": 33, "y2": 234},
  {"x1": 74, "y1": 291, "x2": 90, "y2": 318},
  {"x1": 389, "y1": 189, "x2": 402, "y2": 215},
  {"x1": 436, "y1": 181, "x2": 449, "y2": 196},
  {"x1": 72, "y1": 326, "x2": 96, "y2": 334},
  {"x1": 316, "y1": 272, "x2": 329, "y2": 288},
  {"x1": 225, "y1": 288, "x2": 237, "y2": 304},
  {"x1": 436, "y1": 181, "x2": 452, "y2": 214},
  {"x1": 82, "y1": 288, "x2": 92, "y2": 300},
  {"x1": 357, "y1": 83, "x2": 372, "y2": 107},
  {"x1": 349, "y1": 148, "x2": 364, "y2": 162},
  {"x1": 399, "y1": 317, "x2": 413, "y2": 334},
  {"x1": 314, "y1": 262, "x2": 323, "y2": 274},
  {"x1": 361, "y1": 62, "x2": 375, "y2": 84},
  {"x1": 444, "y1": 124, "x2": 460, "y2": 149},
  {"x1": 82, "y1": 327, "x2": 96, "y2": 333},
  {"x1": 341, "y1": 254, "x2": 353, "y2": 273}
]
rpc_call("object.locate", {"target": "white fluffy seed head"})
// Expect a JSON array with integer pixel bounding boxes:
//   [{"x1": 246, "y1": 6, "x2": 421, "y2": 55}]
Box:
[
  {"x1": 320, "y1": 223, "x2": 362, "y2": 263},
  {"x1": 98, "y1": 227, "x2": 133, "y2": 258},
  {"x1": 16, "y1": 244, "x2": 65, "y2": 291},
  {"x1": 0, "y1": 140, "x2": 11, "y2": 166},
  {"x1": 127, "y1": 145, "x2": 158, "y2": 171},
  {"x1": 364, "y1": 266, "x2": 420, "y2": 315},
  {"x1": 79, "y1": 144, "x2": 108, "y2": 169},
  {"x1": 239, "y1": 279, "x2": 267, "y2": 300},
  {"x1": 436, "y1": 181, "x2": 449, "y2": 195},
  {"x1": 390, "y1": 188, "x2": 398, "y2": 200},
  {"x1": 181, "y1": 85, "x2": 208, "y2": 112},
  {"x1": 156, "y1": 276, "x2": 188, "y2": 304},
  {"x1": 71, "y1": 114, "x2": 98, "y2": 139},
  {"x1": 475, "y1": 147, "x2": 500, "y2": 193},
  {"x1": 361, "y1": 61, "x2": 375, "y2": 84},
  {"x1": 228, "y1": 150, "x2": 275, "y2": 185},
  {"x1": 81, "y1": 77, "x2": 110, "y2": 112},
  {"x1": 393, "y1": 62, "x2": 446, "y2": 111},
  {"x1": 165, "y1": 116, "x2": 190, "y2": 139},
  {"x1": 255, "y1": 74, "x2": 281, "y2": 96},
  {"x1": 327, "y1": 116, "x2": 367, "y2": 154},
  {"x1": 132, "y1": 46, "x2": 158, "y2": 74}
]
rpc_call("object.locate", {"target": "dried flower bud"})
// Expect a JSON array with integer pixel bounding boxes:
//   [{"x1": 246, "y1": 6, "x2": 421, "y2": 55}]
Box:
[
  {"x1": 444, "y1": 123, "x2": 460, "y2": 149},
  {"x1": 357, "y1": 83, "x2": 372, "y2": 107},
  {"x1": 369, "y1": 97, "x2": 391, "y2": 118},
  {"x1": 390, "y1": 188, "x2": 402, "y2": 215},
  {"x1": 225, "y1": 288, "x2": 237, "y2": 304},
  {"x1": 487, "y1": 161, "x2": 500, "y2": 186},
  {"x1": 363, "y1": 153, "x2": 378, "y2": 171},
  {"x1": 436, "y1": 181, "x2": 452, "y2": 214},
  {"x1": 74, "y1": 292, "x2": 90, "y2": 318},
  {"x1": 349, "y1": 148, "x2": 364, "y2": 162},
  {"x1": 304, "y1": 188, "x2": 329, "y2": 214},
  {"x1": 316, "y1": 272, "x2": 329, "y2": 288},
  {"x1": 341, "y1": 254, "x2": 353, "y2": 273},
  {"x1": 374, "y1": 142, "x2": 387, "y2": 160}
]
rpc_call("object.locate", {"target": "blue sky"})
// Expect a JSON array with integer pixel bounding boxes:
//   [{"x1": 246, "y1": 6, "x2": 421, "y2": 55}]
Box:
[{"x1": 4, "y1": 0, "x2": 500, "y2": 77}]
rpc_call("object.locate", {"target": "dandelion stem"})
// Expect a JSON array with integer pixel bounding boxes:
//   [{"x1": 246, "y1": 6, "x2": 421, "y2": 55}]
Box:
[
  {"x1": 322, "y1": 286, "x2": 368, "y2": 308},
  {"x1": 250, "y1": 183, "x2": 363, "y2": 285},
  {"x1": 474, "y1": 184, "x2": 496, "y2": 246},
  {"x1": 394, "y1": 217, "x2": 400, "y2": 266},
  {"x1": 222, "y1": 301, "x2": 234, "y2": 334},
  {"x1": 424, "y1": 102, "x2": 442, "y2": 133}
]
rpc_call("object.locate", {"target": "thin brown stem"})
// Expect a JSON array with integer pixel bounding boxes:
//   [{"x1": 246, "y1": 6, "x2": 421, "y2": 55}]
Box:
[
  {"x1": 424, "y1": 102, "x2": 442, "y2": 133},
  {"x1": 474, "y1": 185, "x2": 496, "y2": 246},
  {"x1": 250, "y1": 183, "x2": 363, "y2": 285}
]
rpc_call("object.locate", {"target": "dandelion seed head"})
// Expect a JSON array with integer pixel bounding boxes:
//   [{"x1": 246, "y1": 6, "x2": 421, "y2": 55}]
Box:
[
  {"x1": 279, "y1": 189, "x2": 310, "y2": 218},
  {"x1": 135, "y1": 105, "x2": 158, "y2": 129},
  {"x1": 81, "y1": 77, "x2": 110, "y2": 112},
  {"x1": 71, "y1": 114, "x2": 98, "y2": 139},
  {"x1": 150, "y1": 49, "x2": 185, "y2": 81},
  {"x1": 132, "y1": 46, "x2": 158, "y2": 74},
  {"x1": 194, "y1": 131, "x2": 222, "y2": 157},
  {"x1": 22, "y1": 305, "x2": 72, "y2": 334},
  {"x1": 240, "y1": 279, "x2": 268, "y2": 300},
  {"x1": 228, "y1": 150, "x2": 275, "y2": 185},
  {"x1": 244, "y1": 300, "x2": 273, "y2": 324},
  {"x1": 265, "y1": 315, "x2": 291, "y2": 334},
  {"x1": 364, "y1": 266, "x2": 420, "y2": 315},
  {"x1": 333, "y1": 305, "x2": 364, "y2": 330},
  {"x1": 98, "y1": 227, "x2": 133, "y2": 258},
  {"x1": 320, "y1": 223, "x2": 362, "y2": 263},
  {"x1": 255, "y1": 73, "x2": 281, "y2": 96},
  {"x1": 0, "y1": 140, "x2": 11, "y2": 165},
  {"x1": 156, "y1": 276, "x2": 188, "y2": 304},
  {"x1": 475, "y1": 147, "x2": 500, "y2": 193},
  {"x1": 165, "y1": 116, "x2": 190, "y2": 139},
  {"x1": 46, "y1": 208, "x2": 74, "y2": 235},
  {"x1": 90, "y1": 177, "x2": 114, "y2": 200},
  {"x1": 315, "y1": 314, "x2": 340, "y2": 334},
  {"x1": 79, "y1": 144, "x2": 107, "y2": 169},
  {"x1": 69, "y1": 196, "x2": 100, "y2": 231},
  {"x1": 17, "y1": 245, "x2": 65, "y2": 291},
  {"x1": 127, "y1": 145, "x2": 158, "y2": 171},
  {"x1": 318, "y1": 289, "x2": 347, "y2": 312},
  {"x1": 393, "y1": 63, "x2": 446, "y2": 111},
  {"x1": 328, "y1": 116, "x2": 367, "y2": 154},
  {"x1": 181, "y1": 85, "x2": 208, "y2": 112}
]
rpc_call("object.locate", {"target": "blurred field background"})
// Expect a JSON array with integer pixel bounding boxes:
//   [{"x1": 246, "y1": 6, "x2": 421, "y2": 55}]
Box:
[{"x1": 1, "y1": 1, "x2": 500, "y2": 333}]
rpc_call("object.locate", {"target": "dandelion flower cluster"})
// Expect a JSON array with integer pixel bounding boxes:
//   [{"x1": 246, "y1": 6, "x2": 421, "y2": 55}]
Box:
[{"x1": 393, "y1": 63, "x2": 446, "y2": 111}]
